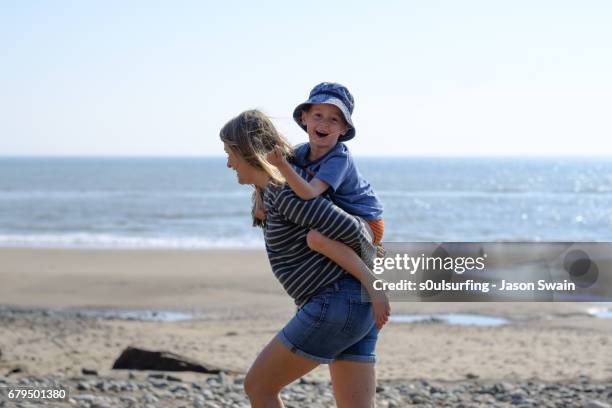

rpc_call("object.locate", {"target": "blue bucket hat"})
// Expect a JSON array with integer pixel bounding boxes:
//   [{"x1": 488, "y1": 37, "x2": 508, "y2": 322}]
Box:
[{"x1": 292, "y1": 82, "x2": 356, "y2": 142}]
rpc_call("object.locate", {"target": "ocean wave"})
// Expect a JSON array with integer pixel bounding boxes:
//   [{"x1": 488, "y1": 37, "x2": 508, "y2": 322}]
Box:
[
  {"x1": 1, "y1": 187, "x2": 609, "y2": 202},
  {"x1": 377, "y1": 189, "x2": 612, "y2": 198},
  {"x1": 0, "y1": 233, "x2": 264, "y2": 249},
  {"x1": 0, "y1": 190, "x2": 251, "y2": 200}
]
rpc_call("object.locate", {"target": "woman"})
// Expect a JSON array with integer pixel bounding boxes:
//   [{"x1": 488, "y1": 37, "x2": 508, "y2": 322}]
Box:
[{"x1": 220, "y1": 110, "x2": 387, "y2": 408}]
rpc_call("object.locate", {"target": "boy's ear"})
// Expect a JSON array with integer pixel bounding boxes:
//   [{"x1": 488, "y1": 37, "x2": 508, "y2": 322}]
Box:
[{"x1": 300, "y1": 110, "x2": 307, "y2": 125}]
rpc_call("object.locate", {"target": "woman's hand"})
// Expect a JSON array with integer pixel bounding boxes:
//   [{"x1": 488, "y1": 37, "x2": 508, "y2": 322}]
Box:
[
  {"x1": 370, "y1": 288, "x2": 391, "y2": 330},
  {"x1": 254, "y1": 207, "x2": 267, "y2": 221},
  {"x1": 266, "y1": 146, "x2": 286, "y2": 168}
]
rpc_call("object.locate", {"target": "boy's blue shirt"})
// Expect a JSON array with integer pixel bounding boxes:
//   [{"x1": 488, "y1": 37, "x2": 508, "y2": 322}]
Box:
[{"x1": 290, "y1": 142, "x2": 383, "y2": 220}]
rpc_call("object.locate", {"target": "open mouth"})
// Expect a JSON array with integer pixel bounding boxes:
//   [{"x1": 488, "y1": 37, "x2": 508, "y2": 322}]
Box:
[{"x1": 315, "y1": 130, "x2": 329, "y2": 138}]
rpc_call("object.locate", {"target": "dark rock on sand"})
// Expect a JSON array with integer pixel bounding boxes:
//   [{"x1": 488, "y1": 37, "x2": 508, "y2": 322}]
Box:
[
  {"x1": 7, "y1": 367, "x2": 22, "y2": 375},
  {"x1": 147, "y1": 372, "x2": 165, "y2": 379},
  {"x1": 82, "y1": 368, "x2": 98, "y2": 375},
  {"x1": 112, "y1": 346, "x2": 222, "y2": 373}
]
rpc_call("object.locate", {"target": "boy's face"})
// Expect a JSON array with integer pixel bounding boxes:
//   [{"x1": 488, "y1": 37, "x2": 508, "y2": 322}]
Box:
[{"x1": 301, "y1": 104, "x2": 348, "y2": 151}]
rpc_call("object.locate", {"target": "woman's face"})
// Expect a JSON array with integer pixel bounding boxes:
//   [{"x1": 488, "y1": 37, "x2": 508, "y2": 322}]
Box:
[{"x1": 224, "y1": 142, "x2": 254, "y2": 185}]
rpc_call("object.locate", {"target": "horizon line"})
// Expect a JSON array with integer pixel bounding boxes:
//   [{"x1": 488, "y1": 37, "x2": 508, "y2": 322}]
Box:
[{"x1": 1, "y1": 154, "x2": 612, "y2": 160}]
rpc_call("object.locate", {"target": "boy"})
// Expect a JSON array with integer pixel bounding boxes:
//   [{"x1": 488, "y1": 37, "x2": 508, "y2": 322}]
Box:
[{"x1": 267, "y1": 82, "x2": 389, "y2": 328}]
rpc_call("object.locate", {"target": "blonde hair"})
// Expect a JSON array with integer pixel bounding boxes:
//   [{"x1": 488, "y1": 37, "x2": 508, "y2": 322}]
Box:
[{"x1": 219, "y1": 110, "x2": 293, "y2": 227}]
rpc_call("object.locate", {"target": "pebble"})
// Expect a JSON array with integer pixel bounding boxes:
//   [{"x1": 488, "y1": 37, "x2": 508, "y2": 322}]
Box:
[
  {"x1": 82, "y1": 368, "x2": 99, "y2": 376},
  {"x1": 588, "y1": 401, "x2": 612, "y2": 408},
  {"x1": 0, "y1": 372, "x2": 610, "y2": 407}
]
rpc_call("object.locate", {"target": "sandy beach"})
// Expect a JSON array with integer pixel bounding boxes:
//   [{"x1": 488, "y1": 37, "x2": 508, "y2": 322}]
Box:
[{"x1": 1, "y1": 248, "x2": 612, "y2": 407}]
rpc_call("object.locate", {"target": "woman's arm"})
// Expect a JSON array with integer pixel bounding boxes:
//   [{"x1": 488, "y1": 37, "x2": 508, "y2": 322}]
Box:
[{"x1": 274, "y1": 187, "x2": 364, "y2": 255}]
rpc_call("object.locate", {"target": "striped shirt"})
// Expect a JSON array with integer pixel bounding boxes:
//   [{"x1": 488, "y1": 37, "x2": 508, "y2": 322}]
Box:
[{"x1": 263, "y1": 168, "x2": 375, "y2": 306}]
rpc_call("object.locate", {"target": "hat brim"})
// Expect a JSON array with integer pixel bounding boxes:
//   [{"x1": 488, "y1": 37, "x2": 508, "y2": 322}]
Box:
[{"x1": 292, "y1": 96, "x2": 355, "y2": 142}]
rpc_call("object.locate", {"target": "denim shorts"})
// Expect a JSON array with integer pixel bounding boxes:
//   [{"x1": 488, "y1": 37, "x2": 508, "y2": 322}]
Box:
[{"x1": 277, "y1": 275, "x2": 378, "y2": 364}]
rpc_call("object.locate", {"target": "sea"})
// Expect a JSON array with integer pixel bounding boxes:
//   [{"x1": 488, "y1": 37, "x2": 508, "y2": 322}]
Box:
[{"x1": 0, "y1": 157, "x2": 611, "y2": 249}]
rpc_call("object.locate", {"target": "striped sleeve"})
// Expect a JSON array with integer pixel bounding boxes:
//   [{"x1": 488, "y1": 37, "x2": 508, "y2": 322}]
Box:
[{"x1": 273, "y1": 187, "x2": 365, "y2": 255}]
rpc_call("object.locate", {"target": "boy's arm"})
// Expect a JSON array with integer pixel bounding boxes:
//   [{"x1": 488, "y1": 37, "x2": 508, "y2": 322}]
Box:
[
  {"x1": 278, "y1": 161, "x2": 328, "y2": 200},
  {"x1": 267, "y1": 147, "x2": 328, "y2": 200}
]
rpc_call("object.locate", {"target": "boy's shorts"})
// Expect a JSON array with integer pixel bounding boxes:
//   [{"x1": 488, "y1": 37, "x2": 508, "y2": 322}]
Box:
[
  {"x1": 366, "y1": 219, "x2": 384, "y2": 245},
  {"x1": 276, "y1": 275, "x2": 378, "y2": 364}
]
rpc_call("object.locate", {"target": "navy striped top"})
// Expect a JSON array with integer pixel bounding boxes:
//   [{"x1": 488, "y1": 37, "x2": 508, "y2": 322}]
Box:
[{"x1": 262, "y1": 169, "x2": 375, "y2": 306}]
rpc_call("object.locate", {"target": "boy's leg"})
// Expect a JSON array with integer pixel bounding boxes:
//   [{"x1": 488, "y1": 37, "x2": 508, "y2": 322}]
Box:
[
  {"x1": 306, "y1": 230, "x2": 390, "y2": 329},
  {"x1": 275, "y1": 189, "x2": 388, "y2": 324}
]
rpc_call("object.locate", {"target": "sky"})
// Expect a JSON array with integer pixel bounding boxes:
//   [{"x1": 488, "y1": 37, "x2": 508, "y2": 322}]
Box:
[{"x1": 1, "y1": 0, "x2": 611, "y2": 157}]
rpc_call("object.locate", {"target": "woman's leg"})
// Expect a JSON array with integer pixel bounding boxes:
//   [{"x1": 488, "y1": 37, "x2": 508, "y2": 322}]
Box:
[
  {"x1": 244, "y1": 337, "x2": 319, "y2": 407},
  {"x1": 329, "y1": 360, "x2": 376, "y2": 408}
]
